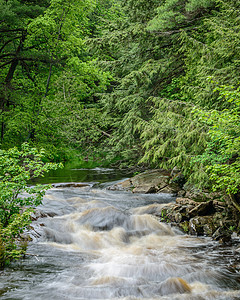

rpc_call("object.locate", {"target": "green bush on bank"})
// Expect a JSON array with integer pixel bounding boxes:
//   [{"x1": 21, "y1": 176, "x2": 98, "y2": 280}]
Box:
[{"x1": 0, "y1": 143, "x2": 61, "y2": 268}]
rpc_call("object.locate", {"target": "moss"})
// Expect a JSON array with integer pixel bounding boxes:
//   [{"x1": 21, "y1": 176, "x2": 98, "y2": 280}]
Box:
[{"x1": 180, "y1": 221, "x2": 189, "y2": 233}]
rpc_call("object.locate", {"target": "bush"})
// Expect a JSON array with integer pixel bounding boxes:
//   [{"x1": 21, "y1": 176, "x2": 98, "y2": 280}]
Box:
[{"x1": 0, "y1": 143, "x2": 61, "y2": 267}]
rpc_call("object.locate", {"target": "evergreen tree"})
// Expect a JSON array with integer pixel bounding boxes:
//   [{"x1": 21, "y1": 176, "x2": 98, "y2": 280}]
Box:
[
  {"x1": 96, "y1": 0, "x2": 215, "y2": 170},
  {"x1": 95, "y1": 0, "x2": 239, "y2": 195}
]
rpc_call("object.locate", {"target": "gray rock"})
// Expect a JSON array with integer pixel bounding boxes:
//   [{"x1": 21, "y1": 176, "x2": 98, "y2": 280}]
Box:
[{"x1": 132, "y1": 185, "x2": 157, "y2": 194}]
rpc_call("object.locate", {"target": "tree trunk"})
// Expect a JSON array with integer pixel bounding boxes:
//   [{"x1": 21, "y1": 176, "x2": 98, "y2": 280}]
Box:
[{"x1": 0, "y1": 30, "x2": 26, "y2": 141}]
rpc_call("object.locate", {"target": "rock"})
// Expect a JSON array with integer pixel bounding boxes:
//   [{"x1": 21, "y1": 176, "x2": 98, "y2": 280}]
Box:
[
  {"x1": 188, "y1": 201, "x2": 215, "y2": 218},
  {"x1": 108, "y1": 179, "x2": 133, "y2": 191},
  {"x1": 212, "y1": 227, "x2": 232, "y2": 244},
  {"x1": 189, "y1": 216, "x2": 214, "y2": 236},
  {"x1": 212, "y1": 212, "x2": 224, "y2": 227},
  {"x1": 31, "y1": 210, "x2": 57, "y2": 221},
  {"x1": 184, "y1": 189, "x2": 223, "y2": 202},
  {"x1": 52, "y1": 182, "x2": 90, "y2": 188},
  {"x1": 131, "y1": 169, "x2": 170, "y2": 187},
  {"x1": 120, "y1": 179, "x2": 132, "y2": 189},
  {"x1": 180, "y1": 221, "x2": 189, "y2": 233},
  {"x1": 108, "y1": 169, "x2": 183, "y2": 194},
  {"x1": 174, "y1": 212, "x2": 183, "y2": 223},
  {"x1": 212, "y1": 200, "x2": 227, "y2": 212},
  {"x1": 132, "y1": 185, "x2": 157, "y2": 194},
  {"x1": 178, "y1": 190, "x2": 186, "y2": 197},
  {"x1": 176, "y1": 197, "x2": 196, "y2": 206},
  {"x1": 157, "y1": 185, "x2": 179, "y2": 194}
]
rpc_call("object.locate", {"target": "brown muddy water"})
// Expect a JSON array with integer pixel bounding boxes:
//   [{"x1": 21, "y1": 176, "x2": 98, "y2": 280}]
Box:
[{"x1": 1, "y1": 168, "x2": 240, "y2": 300}]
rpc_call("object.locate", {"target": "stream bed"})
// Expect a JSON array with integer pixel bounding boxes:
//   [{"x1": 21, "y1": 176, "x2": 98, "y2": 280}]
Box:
[{"x1": 1, "y1": 168, "x2": 240, "y2": 299}]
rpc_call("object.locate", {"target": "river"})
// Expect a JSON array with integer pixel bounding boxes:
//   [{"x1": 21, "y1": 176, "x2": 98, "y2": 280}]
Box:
[{"x1": 1, "y1": 168, "x2": 240, "y2": 299}]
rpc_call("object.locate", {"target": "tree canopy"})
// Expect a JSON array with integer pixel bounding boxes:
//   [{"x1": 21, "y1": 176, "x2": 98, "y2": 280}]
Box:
[{"x1": 0, "y1": 0, "x2": 239, "y2": 201}]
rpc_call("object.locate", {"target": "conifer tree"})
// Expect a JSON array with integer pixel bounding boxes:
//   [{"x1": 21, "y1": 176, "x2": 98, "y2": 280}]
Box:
[
  {"x1": 96, "y1": 0, "x2": 239, "y2": 195},
  {"x1": 96, "y1": 0, "x2": 215, "y2": 170}
]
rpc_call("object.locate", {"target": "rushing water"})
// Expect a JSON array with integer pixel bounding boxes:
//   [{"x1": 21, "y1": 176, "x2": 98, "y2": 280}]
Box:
[{"x1": 1, "y1": 168, "x2": 240, "y2": 300}]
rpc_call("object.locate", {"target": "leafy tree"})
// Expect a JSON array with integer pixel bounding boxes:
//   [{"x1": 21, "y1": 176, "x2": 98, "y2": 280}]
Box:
[
  {"x1": 0, "y1": 143, "x2": 60, "y2": 267},
  {"x1": 191, "y1": 85, "x2": 240, "y2": 207},
  {"x1": 0, "y1": 0, "x2": 49, "y2": 140},
  {"x1": 0, "y1": 0, "x2": 112, "y2": 160}
]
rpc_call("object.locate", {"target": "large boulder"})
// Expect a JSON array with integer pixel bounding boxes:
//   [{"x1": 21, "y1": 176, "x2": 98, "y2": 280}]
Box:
[
  {"x1": 131, "y1": 169, "x2": 170, "y2": 188},
  {"x1": 108, "y1": 169, "x2": 183, "y2": 194}
]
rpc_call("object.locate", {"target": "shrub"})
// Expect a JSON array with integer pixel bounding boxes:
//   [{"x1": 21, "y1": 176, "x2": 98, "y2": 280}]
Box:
[{"x1": 0, "y1": 143, "x2": 61, "y2": 267}]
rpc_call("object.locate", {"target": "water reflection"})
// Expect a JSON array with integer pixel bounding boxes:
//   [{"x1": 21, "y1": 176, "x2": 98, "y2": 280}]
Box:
[{"x1": 33, "y1": 167, "x2": 133, "y2": 185}]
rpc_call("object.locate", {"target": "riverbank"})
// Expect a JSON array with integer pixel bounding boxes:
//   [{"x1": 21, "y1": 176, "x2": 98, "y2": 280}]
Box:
[{"x1": 108, "y1": 169, "x2": 239, "y2": 243}]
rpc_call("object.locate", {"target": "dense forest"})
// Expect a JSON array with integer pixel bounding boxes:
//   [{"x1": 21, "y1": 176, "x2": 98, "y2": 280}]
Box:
[{"x1": 0, "y1": 0, "x2": 240, "y2": 265}]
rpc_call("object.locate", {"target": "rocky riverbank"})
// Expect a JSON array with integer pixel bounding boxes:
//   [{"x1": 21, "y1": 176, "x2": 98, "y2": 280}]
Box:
[{"x1": 108, "y1": 169, "x2": 239, "y2": 243}]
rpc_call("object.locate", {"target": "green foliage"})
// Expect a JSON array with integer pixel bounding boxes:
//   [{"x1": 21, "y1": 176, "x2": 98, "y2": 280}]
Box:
[
  {"x1": 139, "y1": 97, "x2": 208, "y2": 172},
  {"x1": 0, "y1": 0, "x2": 112, "y2": 159},
  {"x1": 191, "y1": 85, "x2": 240, "y2": 194},
  {"x1": 94, "y1": 0, "x2": 240, "y2": 196},
  {"x1": 1, "y1": 0, "x2": 239, "y2": 201},
  {"x1": 96, "y1": 0, "x2": 215, "y2": 170},
  {"x1": 180, "y1": 0, "x2": 240, "y2": 109},
  {"x1": 0, "y1": 143, "x2": 61, "y2": 267},
  {"x1": 147, "y1": 0, "x2": 215, "y2": 31}
]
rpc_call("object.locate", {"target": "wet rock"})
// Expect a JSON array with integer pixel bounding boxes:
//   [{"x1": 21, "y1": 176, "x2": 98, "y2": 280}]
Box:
[
  {"x1": 77, "y1": 206, "x2": 129, "y2": 231},
  {"x1": 31, "y1": 210, "x2": 48, "y2": 221},
  {"x1": 108, "y1": 179, "x2": 133, "y2": 191},
  {"x1": 47, "y1": 212, "x2": 58, "y2": 218},
  {"x1": 31, "y1": 210, "x2": 57, "y2": 221},
  {"x1": 132, "y1": 185, "x2": 157, "y2": 194},
  {"x1": 189, "y1": 216, "x2": 214, "y2": 236},
  {"x1": 212, "y1": 227, "x2": 232, "y2": 244}
]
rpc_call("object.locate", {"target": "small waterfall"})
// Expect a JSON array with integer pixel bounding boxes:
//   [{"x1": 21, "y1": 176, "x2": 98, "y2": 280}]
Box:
[{"x1": 1, "y1": 184, "x2": 240, "y2": 300}]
